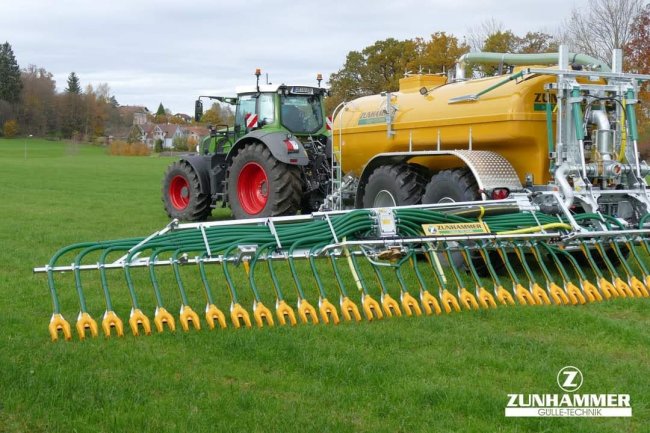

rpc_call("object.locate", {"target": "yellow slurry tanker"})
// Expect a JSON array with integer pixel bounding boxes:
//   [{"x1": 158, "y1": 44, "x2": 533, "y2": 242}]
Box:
[
  {"x1": 330, "y1": 46, "x2": 649, "y2": 221},
  {"x1": 36, "y1": 47, "x2": 650, "y2": 341}
]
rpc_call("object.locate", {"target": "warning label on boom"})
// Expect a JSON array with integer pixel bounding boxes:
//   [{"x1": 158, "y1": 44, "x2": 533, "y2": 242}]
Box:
[{"x1": 422, "y1": 222, "x2": 490, "y2": 236}]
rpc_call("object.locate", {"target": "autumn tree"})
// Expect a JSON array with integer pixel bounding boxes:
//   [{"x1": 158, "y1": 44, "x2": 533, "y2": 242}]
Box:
[
  {"x1": 328, "y1": 35, "x2": 468, "y2": 111},
  {"x1": 169, "y1": 115, "x2": 187, "y2": 125},
  {"x1": 200, "y1": 102, "x2": 234, "y2": 126},
  {"x1": 482, "y1": 30, "x2": 519, "y2": 53},
  {"x1": 559, "y1": 0, "x2": 643, "y2": 62},
  {"x1": 407, "y1": 32, "x2": 470, "y2": 75},
  {"x1": 83, "y1": 84, "x2": 98, "y2": 137},
  {"x1": 19, "y1": 65, "x2": 58, "y2": 136},
  {"x1": 466, "y1": 18, "x2": 504, "y2": 51},
  {"x1": 624, "y1": 4, "x2": 650, "y2": 154},
  {"x1": 326, "y1": 50, "x2": 367, "y2": 111},
  {"x1": 328, "y1": 38, "x2": 419, "y2": 111},
  {"x1": 465, "y1": 28, "x2": 558, "y2": 76},
  {"x1": 624, "y1": 4, "x2": 650, "y2": 74},
  {"x1": 517, "y1": 32, "x2": 559, "y2": 54},
  {"x1": 3, "y1": 119, "x2": 18, "y2": 137},
  {"x1": 201, "y1": 103, "x2": 223, "y2": 125}
]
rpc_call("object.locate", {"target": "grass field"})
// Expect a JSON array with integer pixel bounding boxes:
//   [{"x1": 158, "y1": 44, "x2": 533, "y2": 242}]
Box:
[{"x1": 1, "y1": 138, "x2": 649, "y2": 433}]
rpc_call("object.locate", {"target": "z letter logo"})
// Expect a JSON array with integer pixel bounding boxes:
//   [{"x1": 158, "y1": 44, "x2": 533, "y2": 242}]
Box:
[{"x1": 557, "y1": 366, "x2": 584, "y2": 392}]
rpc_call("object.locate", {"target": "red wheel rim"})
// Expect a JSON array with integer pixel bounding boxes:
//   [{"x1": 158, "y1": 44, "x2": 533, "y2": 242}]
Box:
[
  {"x1": 169, "y1": 175, "x2": 190, "y2": 210},
  {"x1": 238, "y1": 162, "x2": 269, "y2": 215}
]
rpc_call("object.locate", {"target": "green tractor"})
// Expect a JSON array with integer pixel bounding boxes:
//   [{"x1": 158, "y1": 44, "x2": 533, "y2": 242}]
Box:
[{"x1": 162, "y1": 70, "x2": 332, "y2": 220}]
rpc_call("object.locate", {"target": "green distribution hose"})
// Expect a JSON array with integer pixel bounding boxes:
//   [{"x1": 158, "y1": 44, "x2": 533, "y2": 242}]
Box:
[
  {"x1": 309, "y1": 243, "x2": 333, "y2": 299},
  {"x1": 40, "y1": 204, "x2": 650, "y2": 340}
]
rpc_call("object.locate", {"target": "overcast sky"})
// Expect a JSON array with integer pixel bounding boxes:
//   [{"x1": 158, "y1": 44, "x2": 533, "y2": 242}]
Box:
[{"x1": 1, "y1": 0, "x2": 593, "y2": 114}]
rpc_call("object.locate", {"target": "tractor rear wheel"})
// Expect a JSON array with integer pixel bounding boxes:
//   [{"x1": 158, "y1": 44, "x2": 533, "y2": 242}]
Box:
[
  {"x1": 227, "y1": 143, "x2": 301, "y2": 219},
  {"x1": 162, "y1": 160, "x2": 212, "y2": 221},
  {"x1": 362, "y1": 164, "x2": 425, "y2": 208}
]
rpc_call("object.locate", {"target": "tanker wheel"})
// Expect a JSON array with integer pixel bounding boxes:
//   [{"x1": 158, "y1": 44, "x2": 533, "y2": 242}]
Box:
[
  {"x1": 422, "y1": 168, "x2": 497, "y2": 274},
  {"x1": 227, "y1": 142, "x2": 301, "y2": 219},
  {"x1": 362, "y1": 164, "x2": 426, "y2": 208},
  {"x1": 422, "y1": 167, "x2": 480, "y2": 204},
  {"x1": 162, "y1": 160, "x2": 212, "y2": 221}
]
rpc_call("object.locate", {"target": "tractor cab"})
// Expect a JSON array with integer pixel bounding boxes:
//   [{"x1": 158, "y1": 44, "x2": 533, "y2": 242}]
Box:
[
  {"x1": 233, "y1": 86, "x2": 326, "y2": 135},
  {"x1": 194, "y1": 76, "x2": 328, "y2": 156}
]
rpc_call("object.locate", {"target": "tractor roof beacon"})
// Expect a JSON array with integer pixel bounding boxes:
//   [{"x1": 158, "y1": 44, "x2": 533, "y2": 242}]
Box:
[{"x1": 162, "y1": 69, "x2": 331, "y2": 221}]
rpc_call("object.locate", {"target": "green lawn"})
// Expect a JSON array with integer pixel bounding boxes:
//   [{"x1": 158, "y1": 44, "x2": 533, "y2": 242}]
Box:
[{"x1": 0, "y1": 138, "x2": 649, "y2": 433}]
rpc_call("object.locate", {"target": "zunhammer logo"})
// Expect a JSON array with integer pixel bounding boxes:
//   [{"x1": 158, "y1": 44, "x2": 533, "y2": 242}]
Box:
[
  {"x1": 557, "y1": 366, "x2": 583, "y2": 392},
  {"x1": 505, "y1": 367, "x2": 632, "y2": 417}
]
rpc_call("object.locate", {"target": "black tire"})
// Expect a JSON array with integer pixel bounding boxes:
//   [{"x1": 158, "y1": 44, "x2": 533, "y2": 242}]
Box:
[
  {"x1": 422, "y1": 168, "x2": 480, "y2": 204},
  {"x1": 362, "y1": 164, "x2": 425, "y2": 208},
  {"x1": 422, "y1": 168, "x2": 495, "y2": 273},
  {"x1": 227, "y1": 142, "x2": 301, "y2": 219},
  {"x1": 162, "y1": 160, "x2": 212, "y2": 221}
]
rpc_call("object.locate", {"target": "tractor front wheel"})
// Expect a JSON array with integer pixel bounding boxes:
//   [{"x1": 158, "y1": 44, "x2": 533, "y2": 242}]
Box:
[
  {"x1": 162, "y1": 160, "x2": 212, "y2": 221},
  {"x1": 227, "y1": 143, "x2": 301, "y2": 219}
]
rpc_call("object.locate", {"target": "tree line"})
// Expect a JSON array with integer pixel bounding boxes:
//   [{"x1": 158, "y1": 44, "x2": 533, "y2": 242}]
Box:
[
  {"x1": 0, "y1": 37, "x2": 234, "y2": 141},
  {"x1": 327, "y1": 0, "x2": 650, "y2": 114},
  {"x1": 0, "y1": 43, "x2": 133, "y2": 140}
]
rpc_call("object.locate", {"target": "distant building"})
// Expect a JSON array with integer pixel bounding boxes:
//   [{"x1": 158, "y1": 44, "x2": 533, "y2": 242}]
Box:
[
  {"x1": 119, "y1": 105, "x2": 150, "y2": 126},
  {"x1": 128, "y1": 123, "x2": 182, "y2": 148},
  {"x1": 184, "y1": 126, "x2": 210, "y2": 145},
  {"x1": 174, "y1": 113, "x2": 192, "y2": 123},
  {"x1": 155, "y1": 124, "x2": 183, "y2": 148}
]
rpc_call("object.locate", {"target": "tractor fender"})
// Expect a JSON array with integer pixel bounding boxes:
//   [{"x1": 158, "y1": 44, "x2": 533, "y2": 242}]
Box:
[
  {"x1": 226, "y1": 130, "x2": 310, "y2": 166},
  {"x1": 178, "y1": 154, "x2": 212, "y2": 195}
]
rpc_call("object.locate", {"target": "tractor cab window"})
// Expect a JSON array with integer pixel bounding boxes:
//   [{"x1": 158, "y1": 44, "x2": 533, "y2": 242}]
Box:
[
  {"x1": 258, "y1": 93, "x2": 275, "y2": 125},
  {"x1": 235, "y1": 95, "x2": 256, "y2": 128},
  {"x1": 235, "y1": 93, "x2": 275, "y2": 128},
  {"x1": 280, "y1": 94, "x2": 323, "y2": 134}
]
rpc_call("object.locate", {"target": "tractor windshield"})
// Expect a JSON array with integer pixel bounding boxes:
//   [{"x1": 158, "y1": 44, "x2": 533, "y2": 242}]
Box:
[{"x1": 280, "y1": 94, "x2": 323, "y2": 134}]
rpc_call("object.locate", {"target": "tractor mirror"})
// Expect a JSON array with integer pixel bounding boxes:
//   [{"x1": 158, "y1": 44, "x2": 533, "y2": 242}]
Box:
[{"x1": 194, "y1": 99, "x2": 203, "y2": 122}]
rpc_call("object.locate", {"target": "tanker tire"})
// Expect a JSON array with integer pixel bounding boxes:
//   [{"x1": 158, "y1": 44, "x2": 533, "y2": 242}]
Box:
[
  {"x1": 162, "y1": 160, "x2": 212, "y2": 221},
  {"x1": 362, "y1": 164, "x2": 425, "y2": 208},
  {"x1": 422, "y1": 168, "x2": 497, "y2": 274},
  {"x1": 227, "y1": 142, "x2": 301, "y2": 219},
  {"x1": 422, "y1": 168, "x2": 480, "y2": 204}
]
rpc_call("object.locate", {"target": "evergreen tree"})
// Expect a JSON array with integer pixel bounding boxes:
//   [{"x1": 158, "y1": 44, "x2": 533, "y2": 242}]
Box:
[
  {"x1": 62, "y1": 72, "x2": 82, "y2": 137},
  {"x1": 156, "y1": 102, "x2": 166, "y2": 116},
  {"x1": 65, "y1": 72, "x2": 81, "y2": 94},
  {"x1": 0, "y1": 41, "x2": 22, "y2": 104}
]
